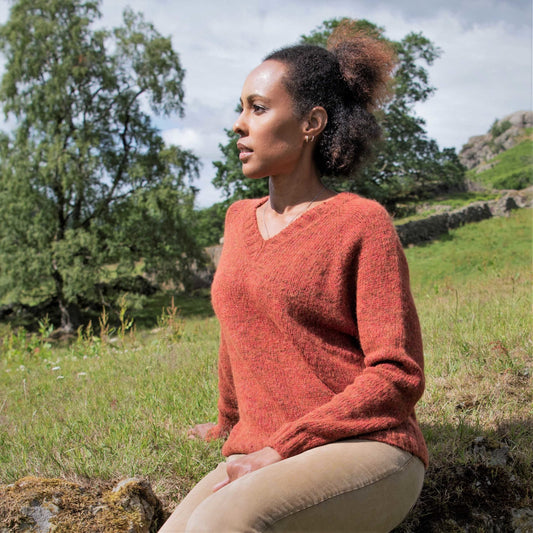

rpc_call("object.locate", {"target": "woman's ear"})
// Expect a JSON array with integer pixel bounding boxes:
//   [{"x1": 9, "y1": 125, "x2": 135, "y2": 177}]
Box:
[{"x1": 304, "y1": 106, "x2": 328, "y2": 138}]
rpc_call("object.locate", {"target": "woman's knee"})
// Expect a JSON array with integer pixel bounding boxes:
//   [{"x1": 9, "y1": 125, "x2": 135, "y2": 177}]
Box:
[
  {"x1": 265, "y1": 453, "x2": 425, "y2": 532},
  {"x1": 183, "y1": 442, "x2": 425, "y2": 532}
]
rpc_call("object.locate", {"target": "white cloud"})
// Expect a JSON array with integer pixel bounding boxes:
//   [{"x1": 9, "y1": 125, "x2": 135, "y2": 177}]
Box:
[
  {"x1": 411, "y1": 15, "x2": 531, "y2": 149},
  {"x1": 162, "y1": 128, "x2": 201, "y2": 152}
]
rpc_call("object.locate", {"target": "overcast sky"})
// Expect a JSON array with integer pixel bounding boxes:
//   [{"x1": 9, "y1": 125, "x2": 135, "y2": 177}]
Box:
[{"x1": 0, "y1": 0, "x2": 531, "y2": 206}]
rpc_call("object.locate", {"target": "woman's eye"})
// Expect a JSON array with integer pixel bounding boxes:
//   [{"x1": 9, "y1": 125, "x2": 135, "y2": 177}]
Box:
[{"x1": 252, "y1": 105, "x2": 265, "y2": 113}]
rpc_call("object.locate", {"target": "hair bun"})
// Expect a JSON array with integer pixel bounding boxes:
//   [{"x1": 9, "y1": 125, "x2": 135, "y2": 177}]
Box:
[{"x1": 327, "y1": 21, "x2": 396, "y2": 110}]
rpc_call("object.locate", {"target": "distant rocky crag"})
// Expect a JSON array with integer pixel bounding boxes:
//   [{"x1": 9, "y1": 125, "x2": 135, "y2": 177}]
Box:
[
  {"x1": 459, "y1": 110, "x2": 533, "y2": 172},
  {"x1": 391, "y1": 110, "x2": 533, "y2": 247}
]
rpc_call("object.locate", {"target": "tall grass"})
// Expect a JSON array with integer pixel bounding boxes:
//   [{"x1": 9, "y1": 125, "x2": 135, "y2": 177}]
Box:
[
  {"x1": 1, "y1": 209, "x2": 531, "y2": 519},
  {"x1": 0, "y1": 307, "x2": 223, "y2": 501}
]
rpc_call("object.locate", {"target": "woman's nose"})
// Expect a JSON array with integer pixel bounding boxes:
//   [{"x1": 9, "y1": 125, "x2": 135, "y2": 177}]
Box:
[{"x1": 233, "y1": 112, "x2": 246, "y2": 136}]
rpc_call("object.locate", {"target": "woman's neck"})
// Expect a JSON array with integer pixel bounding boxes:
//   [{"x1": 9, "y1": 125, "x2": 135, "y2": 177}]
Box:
[{"x1": 267, "y1": 169, "x2": 328, "y2": 215}]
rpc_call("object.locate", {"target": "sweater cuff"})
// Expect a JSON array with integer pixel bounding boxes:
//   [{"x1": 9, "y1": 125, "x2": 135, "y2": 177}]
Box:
[{"x1": 267, "y1": 426, "x2": 318, "y2": 459}]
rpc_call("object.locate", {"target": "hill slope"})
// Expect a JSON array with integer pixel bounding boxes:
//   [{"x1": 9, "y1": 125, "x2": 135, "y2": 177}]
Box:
[{"x1": 459, "y1": 111, "x2": 533, "y2": 190}]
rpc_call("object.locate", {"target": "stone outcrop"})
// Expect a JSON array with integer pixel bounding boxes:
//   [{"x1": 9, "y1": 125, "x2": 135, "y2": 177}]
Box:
[
  {"x1": 0, "y1": 476, "x2": 166, "y2": 532},
  {"x1": 459, "y1": 110, "x2": 533, "y2": 171}
]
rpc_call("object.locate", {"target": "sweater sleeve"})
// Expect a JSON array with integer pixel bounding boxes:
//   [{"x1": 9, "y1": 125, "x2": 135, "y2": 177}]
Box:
[
  {"x1": 266, "y1": 206, "x2": 425, "y2": 458},
  {"x1": 206, "y1": 329, "x2": 240, "y2": 441}
]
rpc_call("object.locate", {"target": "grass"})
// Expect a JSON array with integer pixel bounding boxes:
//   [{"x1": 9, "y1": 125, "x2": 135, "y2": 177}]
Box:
[
  {"x1": 1, "y1": 209, "x2": 532, "y2": 531},
  {"x1": 466, "y1": 132, "x2": 533, "y2": 190},
  {"x1": 398, "y1": 209, "x2": 532, "y2": 530},
  {"x1": 0, "y1": 301, "x2": 223, "y2": 507},
  {"x1": 394, "y1": 191, "x2": 500, "y2": 224}
]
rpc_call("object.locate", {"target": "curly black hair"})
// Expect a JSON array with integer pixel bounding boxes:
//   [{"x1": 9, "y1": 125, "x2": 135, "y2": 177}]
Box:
[{"x1": 265, "y1": 22, "x2": 395, "y2": 178}]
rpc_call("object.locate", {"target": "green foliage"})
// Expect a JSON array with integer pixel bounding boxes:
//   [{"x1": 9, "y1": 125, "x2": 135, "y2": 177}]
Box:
[
  {"x1": 1, "y1": 320, "x2": 53, "y2": 364},
  {"x1": 0, "y1": 0, "x2": 202, "y2": 331},
  {"x1": 156, "y1": 296, "x2": 184, "y2": 343},
  {"x1": 212, "y1": 18, "x2": 465, "y2": 214},
  {"x1": 193, "y1": 201, "x2": 231, "y2": 248},
  {"x1": 0, "y1": 308, "x2": 223, "y2": 486},
  {"x1": 490, "y1": 119, "x2": 512, "y2": 138},
  {"x1": 467, "y1": 138, "x2": 533, "y2": 190}
]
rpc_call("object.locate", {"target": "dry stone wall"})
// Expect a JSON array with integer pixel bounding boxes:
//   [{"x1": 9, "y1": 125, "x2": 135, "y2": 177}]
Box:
[{"x1": 395, "y1": 191, "x2": 530, "y2": 247}]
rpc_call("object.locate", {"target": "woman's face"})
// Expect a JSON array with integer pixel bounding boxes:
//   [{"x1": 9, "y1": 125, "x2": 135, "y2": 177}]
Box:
[{"x1": 233, "y1": 60, "x2": 306, "y2": 179}]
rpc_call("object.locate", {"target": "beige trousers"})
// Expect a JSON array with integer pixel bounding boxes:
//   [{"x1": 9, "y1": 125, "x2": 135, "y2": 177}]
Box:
[{"x1": 159, "y1": 439, "x2": 425, "y2": 533}]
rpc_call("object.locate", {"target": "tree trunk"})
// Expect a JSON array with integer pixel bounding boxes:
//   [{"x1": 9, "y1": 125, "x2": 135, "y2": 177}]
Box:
[
  {"x1": 57, "y1": 297, "x2": 80, "y2": 334},
  {"x1": 52, "y1": 268, "x2": 80, "y2": 334}
]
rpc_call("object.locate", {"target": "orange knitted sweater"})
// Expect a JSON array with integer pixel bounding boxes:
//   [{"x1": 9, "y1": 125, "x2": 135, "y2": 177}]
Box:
[{"x1": 209, "y1": 192, "x2": 428, "y2": 467}]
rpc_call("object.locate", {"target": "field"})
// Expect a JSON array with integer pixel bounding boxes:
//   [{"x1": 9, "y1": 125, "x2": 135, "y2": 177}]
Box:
[{"x1": 1, "y1": 208, "x2": 532, "y2": 531}]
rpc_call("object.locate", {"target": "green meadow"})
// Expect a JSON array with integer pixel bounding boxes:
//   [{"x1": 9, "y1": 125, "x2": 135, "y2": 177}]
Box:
[{"x1": 1, "y1": 208, "x2": 532, "y2": 528}]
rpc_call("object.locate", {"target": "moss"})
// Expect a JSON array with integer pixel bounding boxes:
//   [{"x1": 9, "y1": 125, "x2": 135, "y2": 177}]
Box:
[{"x1": 0, "y1": 476, "x2": 165, "y2": 532}]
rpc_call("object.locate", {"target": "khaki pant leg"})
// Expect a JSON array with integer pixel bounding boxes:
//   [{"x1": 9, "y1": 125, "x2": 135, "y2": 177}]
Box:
[{"x1": 162, "y1": 440, "x2": 424, "y2": 533}]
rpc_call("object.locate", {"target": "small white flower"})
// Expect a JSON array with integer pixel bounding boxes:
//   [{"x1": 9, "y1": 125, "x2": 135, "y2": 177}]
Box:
[
  {"x1": 77, "y1": 372, "x2": 87, "y2": 377},
  {"x1": 52, "y1": 366, "x2": 61, "y2": 371},
  {"x1": 57, "y1": 375, "x2": 64, "y2": 380}
]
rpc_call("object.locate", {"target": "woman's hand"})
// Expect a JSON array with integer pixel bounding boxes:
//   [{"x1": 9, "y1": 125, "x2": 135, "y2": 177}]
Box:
[
  {"x1": 187, "y1": 422, "x2": 216, "y2": 440},
  {"x1": 212, "y1": 447, "x2": 283, "y2": 492}
]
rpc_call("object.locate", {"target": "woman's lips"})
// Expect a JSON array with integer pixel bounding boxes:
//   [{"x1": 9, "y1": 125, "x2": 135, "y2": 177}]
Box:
[{"x1": 237, "y1": 142, "x2": 252, "y2": 161}]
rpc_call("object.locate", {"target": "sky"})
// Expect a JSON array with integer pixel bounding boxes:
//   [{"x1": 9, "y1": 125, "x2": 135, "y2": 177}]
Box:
[{"x1": 0, "y1": 0, "x2": 531, "y2": 206}]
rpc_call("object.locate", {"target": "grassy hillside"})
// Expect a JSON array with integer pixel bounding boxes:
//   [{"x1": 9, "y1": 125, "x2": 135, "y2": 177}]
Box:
[
  {"x1": 467, "y1": 129, "x2": 533, "y2": 190},
  {"x1": 1, "y1": 209, "x2": 532, "y2": 531}
]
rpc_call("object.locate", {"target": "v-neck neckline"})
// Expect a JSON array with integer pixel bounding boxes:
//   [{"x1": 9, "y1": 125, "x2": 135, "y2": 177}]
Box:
[{"x1": 243, "y1": 192, "x2": 352, "y2": 253}]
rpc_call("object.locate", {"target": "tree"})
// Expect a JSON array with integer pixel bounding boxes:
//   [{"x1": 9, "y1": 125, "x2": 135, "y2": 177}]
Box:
[
  {"x1": 0, "y1": 0, "x2": 202, "y2": 332},
  {"x1": 212, "y1": 18, "x2": 465, "y2": 215},
  {"x1": 193, "y1": 201, "x2": 230, "y2": 248}
]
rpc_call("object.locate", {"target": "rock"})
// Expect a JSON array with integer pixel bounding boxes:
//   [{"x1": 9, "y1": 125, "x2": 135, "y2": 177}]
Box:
[
  {"x1": 20, "y1": 500, "x2": 59, "y2": 532},
  {"x1": 471, "y1": 436, "x2": 511, "y2": 467},
  {"x1": 109, "y1": 477, "x2": 161, "y2": 532},
  {"x1": 394, "y1": 190, "x2": 531, "y2": 247},
  {"x1": 395, "y1": 201, "x2": 494, "y2": 247},
  {"x1": 489, "y1": 194, "x2": 519, "y2": 217},
  {"x1": 459, "y1": 110, "x2": 533, "y2": 170},
  {"x1": 0, "y1": 476, "x2": 166, "y2": 532}
]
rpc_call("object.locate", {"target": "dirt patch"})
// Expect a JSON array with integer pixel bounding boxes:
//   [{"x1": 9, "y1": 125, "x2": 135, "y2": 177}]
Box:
[{"x1": 394, "y1": 454, "x2": 532, "y2": 532}]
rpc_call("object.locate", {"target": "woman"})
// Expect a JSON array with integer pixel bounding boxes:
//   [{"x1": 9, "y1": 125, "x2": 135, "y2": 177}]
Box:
[{"x1": 160, "y1": 21, "x2": 427, "y2": 533}]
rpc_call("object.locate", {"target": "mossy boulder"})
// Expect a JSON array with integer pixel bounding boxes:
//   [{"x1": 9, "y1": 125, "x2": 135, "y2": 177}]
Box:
[{"x1": 0, "y1": 476, "x2": 166, "y2": 532}]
